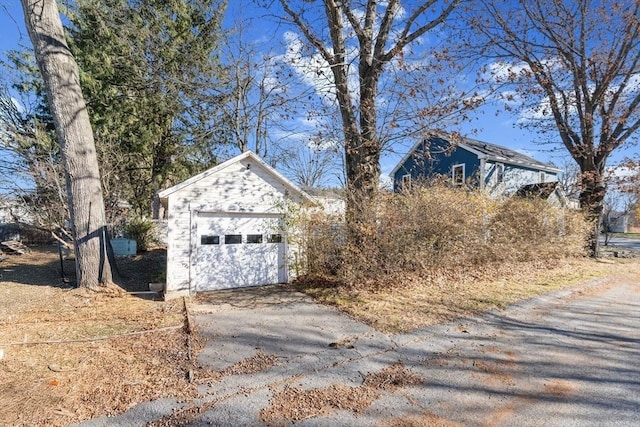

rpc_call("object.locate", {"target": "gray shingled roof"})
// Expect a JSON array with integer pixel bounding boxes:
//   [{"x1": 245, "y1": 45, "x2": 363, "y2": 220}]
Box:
[
  {"x1": 460, "y1": 137, "x2": 559, "y2": 172},
  {"x1": 390, "y1": 132, "x2": 562, "y2": 177}
]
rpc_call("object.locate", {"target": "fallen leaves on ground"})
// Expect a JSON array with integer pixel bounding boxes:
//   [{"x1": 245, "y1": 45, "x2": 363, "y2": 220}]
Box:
[
  {"x1": 296, "y1": 258, "x2": 640, "y2": 333},
  {"x1": 260, "y1": 362, "x2": 422, "y2": 424},
  {"x1": 0, "y1": 246, "x2": 197, "y2": 426}
]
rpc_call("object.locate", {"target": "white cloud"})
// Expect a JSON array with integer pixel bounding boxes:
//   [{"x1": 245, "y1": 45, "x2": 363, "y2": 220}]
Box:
[
  {"x1": 488, "y1": 58, "x2": 640, "y2": 128},
  {"x1": 280, "y1": 31, "x2": 336, "y2": 100},
  {"x1": 497, "y1": 90, "x2": 522, "y2": 107},
  {"x1": 486, "y1": 61, "x2": 531, "y2": 84},
  {"x1": 607, "y1": 72, "x2": 640, "y2": 104},
  {"x1": 608, "y1": 165, "x2": 638, "y2": 180},
  {"x1": 11, "y1": 97, "x2": 24, "y2": 114},
  {"x1": 517, "y1": 96, "x2": 554, "y2": 123},
  {"x1": 349, "y1": 8, "x2": 366, "y2": 25},
  {"x1": 279, "y1": 31, "x2": 364, "y2": 107}
]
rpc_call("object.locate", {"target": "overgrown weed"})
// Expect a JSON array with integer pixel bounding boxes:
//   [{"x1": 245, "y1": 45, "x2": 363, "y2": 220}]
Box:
[
  {"x1": 291, "y1": 182, "x2": 617, "y2": 332},
  {"x1": 298, "y1": 183, "x2": 590, "y2": 288}
]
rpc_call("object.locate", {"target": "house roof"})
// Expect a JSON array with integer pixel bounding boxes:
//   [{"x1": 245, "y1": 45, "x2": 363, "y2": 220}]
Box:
[
  {"x1": 390, "y1": 131, "x2": 561, "y2": 176},
  {"x1": 158, "y1": 151, "x2": 315, "y2": 204},
  {"x1": 460, "y1": 138, "x2": 560, "y2": 173}
]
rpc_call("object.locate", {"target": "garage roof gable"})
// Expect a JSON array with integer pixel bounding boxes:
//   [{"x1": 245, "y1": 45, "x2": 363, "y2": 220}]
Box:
[{"x1": 158, "y1": 151, "x2": 315, "y2": 203}]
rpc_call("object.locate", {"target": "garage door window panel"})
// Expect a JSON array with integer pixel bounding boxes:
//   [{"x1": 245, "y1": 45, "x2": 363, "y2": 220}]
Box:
[
  {"x1": 200, "y1": 235, "x2": 220, "y2": 245},
  {"x1": 267, "y1": 234, "x2": 282, "y2": 243},
  {"x1": 247, "y1": 234, "x2": 263, "y2": 244},
  {"x1": 225, "y1": 234, "x2": 242, "y2": 244}
]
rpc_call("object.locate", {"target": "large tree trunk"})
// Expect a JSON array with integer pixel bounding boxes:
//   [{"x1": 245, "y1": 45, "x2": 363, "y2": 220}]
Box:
[
  {"x1": 344, "y1": 68, "x2": 381, "y2": 248},
  {"x1": 344, "y1": 134, "x2": 381, "y2": 247},
  {"x1": 579, "y1": 169, "x2": 606, "y2": 258},
  {"x1": 22, "y1": 0, "x2": 113, "y2": 287}
]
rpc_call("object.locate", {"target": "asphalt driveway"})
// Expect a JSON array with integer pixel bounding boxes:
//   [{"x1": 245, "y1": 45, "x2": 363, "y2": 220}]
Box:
[
  {"x1": 603, "y1": 236, "x2": 640, "y2": 251},
  {"x1": 78, "y1": 278, "x2": 640, "y2": 426}
]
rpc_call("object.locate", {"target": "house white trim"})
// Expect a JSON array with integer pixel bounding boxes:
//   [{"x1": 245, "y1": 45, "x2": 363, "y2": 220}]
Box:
[
  {"x1": 452, "y1": 163, "x2": 465, "y2": 185},
  {"x1": 402, "y1": 174, "x2": 411, "y2": 191}
]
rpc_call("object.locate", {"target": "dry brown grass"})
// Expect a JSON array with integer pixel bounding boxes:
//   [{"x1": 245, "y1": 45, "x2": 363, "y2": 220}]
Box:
[
  {"x1": 0, "y1": 247, "x2": 197, "y2": 427},
  {"x1": 363, "y1": 362, "x2": 423, "y2": 391},
  {"x1": 295, "y1": 258, "x2": 640, "y2": 333},
  {"x1": 261, "y1": 383, "x2": 380, "y2": 424}
]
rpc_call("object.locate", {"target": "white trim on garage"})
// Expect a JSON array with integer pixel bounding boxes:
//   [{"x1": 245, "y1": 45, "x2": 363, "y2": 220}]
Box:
[
  {"x1": 159, "y1": 151, "x2": 315, "y2": 204},
  {"x1": 159, "y1": 151, "x2": 314, "y2": 298}
]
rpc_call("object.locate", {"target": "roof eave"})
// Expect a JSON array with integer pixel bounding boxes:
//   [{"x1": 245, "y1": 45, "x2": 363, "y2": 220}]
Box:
[
  {"x1": 482, "y1": 155, "x2": 561, "y2": 174},
  {"x1": 389, "y1": 138, "x2": 426, "y2": 177},
  {"x1": 158, "y1": 151, "x2": 315, "y2": 204}
]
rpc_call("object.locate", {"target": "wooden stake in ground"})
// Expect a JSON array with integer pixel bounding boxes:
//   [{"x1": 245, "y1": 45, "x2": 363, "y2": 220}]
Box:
[{"x1": 21, "y1": 0, "x2": 113, "y2": 287}]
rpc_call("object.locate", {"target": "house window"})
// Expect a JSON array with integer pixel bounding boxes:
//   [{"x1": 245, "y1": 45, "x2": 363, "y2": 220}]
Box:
[
  {"x1": 496, "y1": 163, "x2": 504, "y2": 183},
  {"x1": 402, "y1": 174, "x2": 411, "y2": 191},
  {"x1": 452, "y1": 164, "x2": 465, "y2": 185},
  {"x1": 200, "y1": 235, "x2": 219, "y2": 245},
  {"x1": 539, "y1": 171, "x2": 546, "y2": 183},
  {"x1": 225, "y1": 234, "x2": 242, "y2": 244},
  {"x1": 246, "y1": 234, "x2": 263, "y2": 244},
  {"x1": 267, "y1": 234, "x2": 282, "y2": 243}
]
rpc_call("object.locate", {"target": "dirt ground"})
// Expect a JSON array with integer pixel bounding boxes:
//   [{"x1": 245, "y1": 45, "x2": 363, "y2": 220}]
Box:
[{"x1": 0, "y1": 245, "x2": 199, "y2": 427}]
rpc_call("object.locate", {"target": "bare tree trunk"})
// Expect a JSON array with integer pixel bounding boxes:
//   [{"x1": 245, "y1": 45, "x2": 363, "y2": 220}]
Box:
[
  {"x1": 579, "y1": 169, "x2": 606, "y2": 257},
  {"x1": 22, "y1": 0, "x2": 112, "y2": 287},
  {"x1": 344, "y1": 65, "x2": 382, "y2": 247},
  {"x1": 344, "y1": 134, "x2": 381, "y2": 248}
]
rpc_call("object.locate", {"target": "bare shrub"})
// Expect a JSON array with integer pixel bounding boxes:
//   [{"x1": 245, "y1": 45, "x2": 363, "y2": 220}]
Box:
[
  {"x1": 297, "y1": 211, "x2": 346, "y2": 278},
  {"x1": 299, "y1": 182, "x2": 589, "y2": 287},
  {"x1": 489, "y1": 197, "x2": 588, "y2": 261}
]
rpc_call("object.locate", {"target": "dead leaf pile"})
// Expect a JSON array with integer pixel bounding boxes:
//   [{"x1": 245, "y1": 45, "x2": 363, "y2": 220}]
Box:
[{"x1": 261, "y1": 362, "x2": 423, "y2": 424}]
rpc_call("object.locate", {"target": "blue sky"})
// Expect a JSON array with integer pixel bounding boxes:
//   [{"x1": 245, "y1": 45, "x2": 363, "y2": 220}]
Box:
[
  {"x1": 0, "y1": 1, "x2": 26, "y2": 52},
  {"x1": 1, "y1": 1, "x2": 634, "y2": 186}
]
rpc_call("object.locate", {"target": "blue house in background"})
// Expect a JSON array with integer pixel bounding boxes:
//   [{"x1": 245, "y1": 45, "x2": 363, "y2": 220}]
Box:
[{"x1": 391, "y1": 132, "x2": 562, "y2": 198}]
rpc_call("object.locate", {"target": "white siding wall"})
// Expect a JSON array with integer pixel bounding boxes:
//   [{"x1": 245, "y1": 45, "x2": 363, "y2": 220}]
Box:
[
  {"x1": 0, "y1": 199, "x2": 33, "y2": 223},
  {"x1": 484, "y1": 162, "x2": 558, "y2": 197},
  {"x1": 164, "y1": 160, "x2": 293, "y2": 294},
  {"x1": 313, "y1": 196, "x2": 346, "y2": 217}
]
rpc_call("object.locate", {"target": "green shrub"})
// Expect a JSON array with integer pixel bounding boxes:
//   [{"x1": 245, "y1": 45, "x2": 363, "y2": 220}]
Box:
[{"x1": 124, "y1": 218, "x2": 156, "y2": 252}]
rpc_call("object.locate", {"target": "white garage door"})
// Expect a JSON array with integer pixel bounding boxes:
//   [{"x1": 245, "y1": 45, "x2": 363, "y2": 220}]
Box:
[{"x1": 193, "y1": 212, "x2": 286, "y2": 291}]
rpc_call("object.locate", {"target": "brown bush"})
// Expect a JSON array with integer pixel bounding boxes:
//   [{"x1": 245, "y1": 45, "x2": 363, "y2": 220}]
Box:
[{"x1": 298, "y1": 183, "x2": 589, "y2": 286}]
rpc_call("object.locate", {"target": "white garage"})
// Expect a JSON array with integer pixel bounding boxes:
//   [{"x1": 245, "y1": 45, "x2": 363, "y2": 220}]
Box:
[{"x1": 158, "y1": 151, "x2": 314, "y2": 298}]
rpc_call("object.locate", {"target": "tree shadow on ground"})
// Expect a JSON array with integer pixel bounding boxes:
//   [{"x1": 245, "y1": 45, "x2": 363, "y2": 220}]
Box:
[
  {"x1": 0, "y1": 245, "x2": 166, "y2": 293},
  {"x1": 190, "y1": 281, "x2": 640, "y2": 426}
]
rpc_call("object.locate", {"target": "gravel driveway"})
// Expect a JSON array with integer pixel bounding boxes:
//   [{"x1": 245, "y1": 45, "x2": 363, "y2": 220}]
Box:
[{"x1": 77, "y1": 278, "x2": 640, "y2": 426}]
